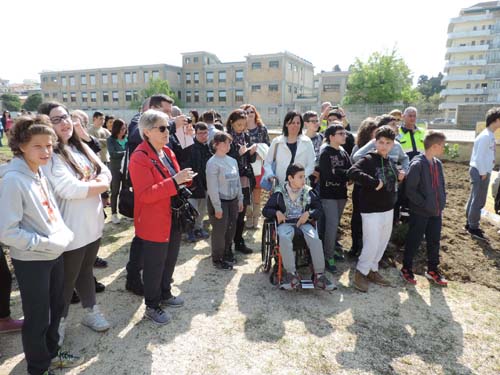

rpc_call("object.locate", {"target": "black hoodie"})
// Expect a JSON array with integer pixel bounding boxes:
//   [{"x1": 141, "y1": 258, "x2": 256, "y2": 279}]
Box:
[{"x1": 347, "y1": 151, "x2": 398, "y2": 213}]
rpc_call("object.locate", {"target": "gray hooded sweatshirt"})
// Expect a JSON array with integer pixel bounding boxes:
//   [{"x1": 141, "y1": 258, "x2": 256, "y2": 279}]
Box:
[{"x1": 0, "y1": 157, "x2": 74, "y2": 261}]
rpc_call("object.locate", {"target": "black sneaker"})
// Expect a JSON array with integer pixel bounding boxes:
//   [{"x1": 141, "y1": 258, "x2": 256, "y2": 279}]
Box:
[
  {"x1": 94, "y1": 257, "x2": 108, "y2": 268},
  {"x1": 235, "y1": 240, "x2": 253, "y2": 254},
  {"x1": 213, "y1": 260, "x2": 234, "y2": 270},
  {"x1": 223, "y1": 249, "x2": 237, "y2": 265},
  {"x1": 125, "y1": 279, "x2": 144, "y2": 296},
  {"x1": 468, "y1": 227, "x2": 488, "y2": 241},
  {"x1": 464, "y1": 223, "x2": 469, "y2": 231},
  {"x1": 70, "y1": 290, "x2": 80, "y2": 304},
  {"x1": 95, "y1": 277, "x2": 105, "y2": 293}
]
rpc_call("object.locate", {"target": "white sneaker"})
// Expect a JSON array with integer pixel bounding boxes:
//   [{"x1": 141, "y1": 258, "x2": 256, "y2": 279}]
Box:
[
  {"x1": 58, "y1": 317, "x2": 66, "y2": 346},
  {"x1": 111, "y1": 214, "x2": 121, "y2": 224},
  {"x1": 81, "y1": 306, "x2": 110, "y2": 332}
]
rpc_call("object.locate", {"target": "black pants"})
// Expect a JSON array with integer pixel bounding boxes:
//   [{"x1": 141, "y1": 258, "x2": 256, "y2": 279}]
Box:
[
  {"x1": 234, "y1": 204, "x2": 247, "y2": 245},
  {"x1": 207, "y1": 198, "x2": 239, "y2": 262},
  {"x1": 403, "y1": 213, "x2": 442, "y2": 272},
  {"x1": 0, "y1": 247, "x2": 12, "y2": 319},
  {"x1": 141, "y1": 218, "x2": 182, "y2": 309},
  {"x1": 12, "y1": 256, "x2": 64, "y2": 375},
  {"x1": 350, "y1": 184, "x2": 363, "y2": 252},
  {"x1": 109, "y1": 166, "x2": 122, "y2": 215},
  {"x1": 126, "y1": 235, "x2": 144, "y2": 283}
]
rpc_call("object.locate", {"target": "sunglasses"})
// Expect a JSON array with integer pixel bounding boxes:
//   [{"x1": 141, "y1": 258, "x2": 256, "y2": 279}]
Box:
[
  {"x1": 152, "y1": 125, "x2": 169, "y2": 133},
  {"x1": 50, "y1": 113, "x2": 71, "y2": 125}
]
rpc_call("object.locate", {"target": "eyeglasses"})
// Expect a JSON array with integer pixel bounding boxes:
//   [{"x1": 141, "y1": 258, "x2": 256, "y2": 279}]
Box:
[
  {"x1": 307, "y1": 120, "x2": 319, "y2": 123},
  {"x1": 152, "y1": 125, "x2": 169, "y2": 133},
  {"x1": 335, "y1": 131, "x2": 347, "y2": 136},
  {"x1": 50, "y1": 114, "x2": 70, "y2": 125},
  {"x1": 246, "y1": 111, "x2": 255, "y2": 114}
]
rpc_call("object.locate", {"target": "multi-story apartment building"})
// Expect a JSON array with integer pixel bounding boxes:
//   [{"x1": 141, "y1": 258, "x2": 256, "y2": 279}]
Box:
[
  {"x1": 40, "y1": 51, "x2": 345, "y2": 125},
  {"x1": 440, "y1": 1, "x2": 500, "y2": 113},
  {"x1": 40, "y1": 64, "x2": 182, "y2": 111}
]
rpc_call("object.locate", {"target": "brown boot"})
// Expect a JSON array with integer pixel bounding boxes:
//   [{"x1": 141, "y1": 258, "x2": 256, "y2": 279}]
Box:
[
  {"x1": 367, "y1": 271, "x2": 391, "y2": 286},
  {"x1": 252, "y1": 202, "x2": 261, "y2": 229},
  {"x1": 353, "y1": 270, "x2": 369, "y2": 292},
  {"x1": 245, "y1": 205, "x2": 254, "y2": 229}
]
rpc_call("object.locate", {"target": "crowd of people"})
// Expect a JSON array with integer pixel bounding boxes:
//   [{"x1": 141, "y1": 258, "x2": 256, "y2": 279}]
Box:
[{"x1": 0, "y1": 94, "x2": 499, "y2": 375}]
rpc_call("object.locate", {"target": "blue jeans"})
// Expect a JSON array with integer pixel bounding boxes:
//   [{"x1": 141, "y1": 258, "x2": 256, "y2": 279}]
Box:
[{"x1": 466, "y1": 167, "x2": 491, "y2": 230}]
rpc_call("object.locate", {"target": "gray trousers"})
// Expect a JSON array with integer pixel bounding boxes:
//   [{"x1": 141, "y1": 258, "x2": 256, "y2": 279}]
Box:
[
  {"x1": 466, "y1": 167, "x2": 491, "y2": 230},
  {"x1": 321, "y1": 198, "x2": 347, "y2": 259},
  {"x1": 277, "y1": 223, "x2": 325, "y2": 274},
  {"x1": 207, "y1": 197, "x2": 239, "y2": 262},
  {"x1": 62, "y1": 239, "x2": 100, "y2": 317},
  {"x1": 188, "y1": 197, "x2": 207, "y2": 230}
]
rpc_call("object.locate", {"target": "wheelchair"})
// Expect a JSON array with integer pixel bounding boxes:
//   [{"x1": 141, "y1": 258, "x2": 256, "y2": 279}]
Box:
[{"x1": 261, "y1": 218, "x2": 315, "y2": 289}]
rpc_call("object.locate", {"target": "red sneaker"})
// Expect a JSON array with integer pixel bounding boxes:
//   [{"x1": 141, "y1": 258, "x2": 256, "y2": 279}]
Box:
[
  {"x1": 400, "y1": 268, "x2": 417, "y2": 285},
  {"x1": 425, "y1": 270, "x2": 448, "y2": 286},
  {"x1": 0, "y1": 317, "x2": 23, "y2": 333}
]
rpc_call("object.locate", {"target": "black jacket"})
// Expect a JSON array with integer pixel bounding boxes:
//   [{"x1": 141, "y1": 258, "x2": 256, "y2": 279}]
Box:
[
  {"x1": 318, "y1": 145, "x2": 351, "y2": 199},
  {"x1": 168, "y1": 122, "x2": 193, "y2": 170},
  {"x1": 405, "y1": 154, "x2": 446, "y2": 217},
  {"x1": 262, "y1": 185, "x2": 322, "y2": 223},
  {"x1": 190, "y1": 139, "x2": 212, "y2": 199},
  {"x1": 347, "y1": 151, "x2": 398, "y2": 213},
  {"x1": 82, "y1": 136, "x2": 101, "y2": 155},
  {"x1": 227, "y1": 132, "x2": 257, "y2": 184},
  {"x1": 127, "y1": 112, "x2": 142, "y2": 154}
]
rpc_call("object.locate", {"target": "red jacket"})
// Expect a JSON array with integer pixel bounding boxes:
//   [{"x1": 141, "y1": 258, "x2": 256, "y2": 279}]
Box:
[{"x1": 129, "y1": 141, "x2": 179, "y2": 242}]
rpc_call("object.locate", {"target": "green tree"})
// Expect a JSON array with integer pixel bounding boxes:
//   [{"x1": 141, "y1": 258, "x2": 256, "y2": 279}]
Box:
[
  {"x1": 343, "y1": 49, "x2": 413, "y2": 104},
  {"x1": 416, "y1": 73, "x2": 444, "y2": 99},
  {"x1": 130, "y1": 79, "x2": 180, "y2": 110},
  {"x1": 1, "y1": 93, "x2": 22, "y2": 112},
  {"x1": 22, "y1": 93, "x2": 43, "y2": 111}
]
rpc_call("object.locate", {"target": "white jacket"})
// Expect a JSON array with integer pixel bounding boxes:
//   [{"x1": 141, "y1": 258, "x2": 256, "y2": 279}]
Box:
[
  {"x1": 0, "y1": 157, "x2": 74, "y2": 261},
  {"x1": 42, "y1": 144, "x2": 111, "y2": 251},
  {"x1": 263, "y1": 134, "x2": 315, "y2": 186}
]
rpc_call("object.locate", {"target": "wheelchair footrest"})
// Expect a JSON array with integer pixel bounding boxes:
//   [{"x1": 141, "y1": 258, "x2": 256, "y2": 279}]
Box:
[{"x1": 300, "y1": 279, "x2": 314, "y2": 289}]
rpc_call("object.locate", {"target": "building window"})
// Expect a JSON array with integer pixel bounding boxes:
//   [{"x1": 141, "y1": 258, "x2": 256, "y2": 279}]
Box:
[
  {"x1": 152, "y1": 70, "x2": 160, "y2": 80},
  {"x1": 294, "y1": 87, "x2": 298, "y2": 94},
  {"x1": 51, "y1": 76, "x2": 57, "y2": 83},
  {"x1": 470, "y1": 55, "x2": 474, "y2": 60},
  {"x1": 207, "y1": 90, "x2": 214, "y2": 102},
  {"x1": 42, "y1": 77, "x2": 48, "y2": 83},
  {"x1": 193, "y1": 57, "x2": 199, "y2": 63},
  {"x1": 177, "y1": 72, "x2": 181, "y2": 84},
  {"x1": 70, "y1": 92, "x2": 76, "y2": 102},
  {"x1": 479, "y1": 97, "x2": 485, "y2": 102},
  {"x1": 81, "y1": 75, "x2": 87, "y2": 85},
  {"x1": 323, "y1": 84, "x2": 341, "y2": 92},
  {"x1": 235, "y1": 89, "x2": 244, "y2": 102},
  {"x1": 111, "y1": 73, "x2": 118, "y2": 84},
  {"x1": 186, "y1": 91, "x2": 191, "y2": 103},
  {"x1": 103, "y1": 92, "x2": 109, "y2": 102},
  {"x1": 133, "y1": 90, "x2": 139, "y2": 101},
  {"x1": 125, "y1": 91, "x2": 132, "y2": 101},
  {"x1": 194, "y1": 72, "x2": 199, "y2": 84},
  {"x1": 218, "y1": 90, "x2": 226, "y2": 102},
  {"x1": 90, "y1": 74, "x2": 96, "y2": 85},
  {"x1": 112, "y1": 91, "x2": 119, "y2": 102},
  {"x1": 144, "y1": 71, "x2": 149, "y2": 83},
  {"x1": 288, "y1": 85, "x2": 292, "y2": 93},
  {"x1": 206, "y1": 72, "x2": 214, "y2": 83},
  {"x1": 313, "y1": 80, "x2": 319, "y2": 89},
  {"x1": 81, "y1": 92, "x2": 88, "y2": 102},
  {"x1": 102, "y1": 74, "x2": 108, "y2": 84},
  {"x1": 268, "y1": 84, "x2": 279, "y2": 92},
  {"x1": 269, "y1": 61, "x2": 279, "y2": 68},
  {"x1": 52, "y1": 93, "x2": 57, "y2": 99},
  {"x1": 235, "y1": 70, "x2": 244, "y2": 81},
  {"x1": 288, "y1": 62, "x2": 293, "y2": 70},
  {"x1": 125, "y1": 72, "x2": 131, "y2": 84},
  {"x1": 475, "y1": 83, "x2": 480, "y2": 88},
  {"x1": 61, "y1": 76, "x2": 67, "y2": 86},
  {"x1": 177, "y1": 91, "x2": 181, "y2": 100},
  {"x1": 477, "y1": 69, "x2": 482, "y2": 74},
  {"x1": 69, "y1": 76, "x2": 75, "y2": 86},
  {"x1": 44, "y1": 93, "x2": 50, "y2": 98},
  {"x1": 251, "y1": 85, "x2": 261, "y2": 92},
  {"x1": 194, "y1": 91, "x2": 199, "y2": 103},
  {"x1": 185, "y1": 73, "x2": 191, "y2": 84},
  {"x1": 468, "y1": 70, "x2": 473, "y2": 75},
  {"x1": 466, "y1": 83, "x2": 471, "y2": 89},
  {"x1": 251, "y1": 62, "x2": 262, "y2": 70},
  {"x1": 185, "y1": 57, "x2": 190, "y2": 64},
  {"x1": 90, "y1": 92, "x2": 97, "y2": 102},
  {"x1": 481, "y1": 83, "x2": 488, "y2": 88},
  {"x1": 473, "y1": 26, "x2": 477, "y2": 31},
  {"x1": 218, "y1": 71, "x2": 226, "y2": 83},
  {"x1": 293, "y1": 65, "x2": 298, "y2": 72},
  {"x1": 472, "y1": 41, "x2": 476, "y2": 46},
  {"x1": 473, "y1": 97, "x2": 479, "y2": 102},
  {"x1": 465, "y1": 97, "x2": 470, "y2": 103},
  {"x1": 480, "y1": 40, "x2": 485, "y2": 45},
  {"x1": 62, "y1": 92, "x2": 68, "y2": 102},
  {"x1": 132, "y1": 72, "x2": 137, "y2": 83}
]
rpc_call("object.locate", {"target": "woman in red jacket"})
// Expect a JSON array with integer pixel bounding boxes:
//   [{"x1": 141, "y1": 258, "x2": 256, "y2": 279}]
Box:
[{"x1": 129, "y1": 109, "x2": 194, "y2": 325}]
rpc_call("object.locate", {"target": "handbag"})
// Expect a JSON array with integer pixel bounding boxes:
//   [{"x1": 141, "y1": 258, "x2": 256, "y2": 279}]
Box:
[
  {"x1": 118, "y1": 147, "x2": 135, "y2": 218},
  {"x1": 148, "y1": 148, "x2": 199, "y2": 233},
  {"x1": 261, "y1": 142, "x2": 278, "y2": 191}
]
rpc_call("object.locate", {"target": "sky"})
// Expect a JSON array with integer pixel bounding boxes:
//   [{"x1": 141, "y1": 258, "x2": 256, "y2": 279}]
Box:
[{"x1": 1, "y1": 0, "x2": 479, "y2": 84}]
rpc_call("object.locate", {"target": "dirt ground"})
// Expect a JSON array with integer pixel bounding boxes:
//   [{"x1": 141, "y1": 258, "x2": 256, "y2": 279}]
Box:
[{"x1": 0, "y1": 161, "x2": 499, "y2": 374}]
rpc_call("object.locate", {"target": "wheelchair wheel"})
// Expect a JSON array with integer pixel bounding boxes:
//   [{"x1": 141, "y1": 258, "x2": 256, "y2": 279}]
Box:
[{"x1": 261, "y1": 220, "x2": 274, "y2": 273}]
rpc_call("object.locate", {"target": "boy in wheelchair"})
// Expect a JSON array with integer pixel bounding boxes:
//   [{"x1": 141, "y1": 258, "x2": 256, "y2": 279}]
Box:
[{"x1": 262, "y1": 163, "x2": 336, "y2": 291}]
